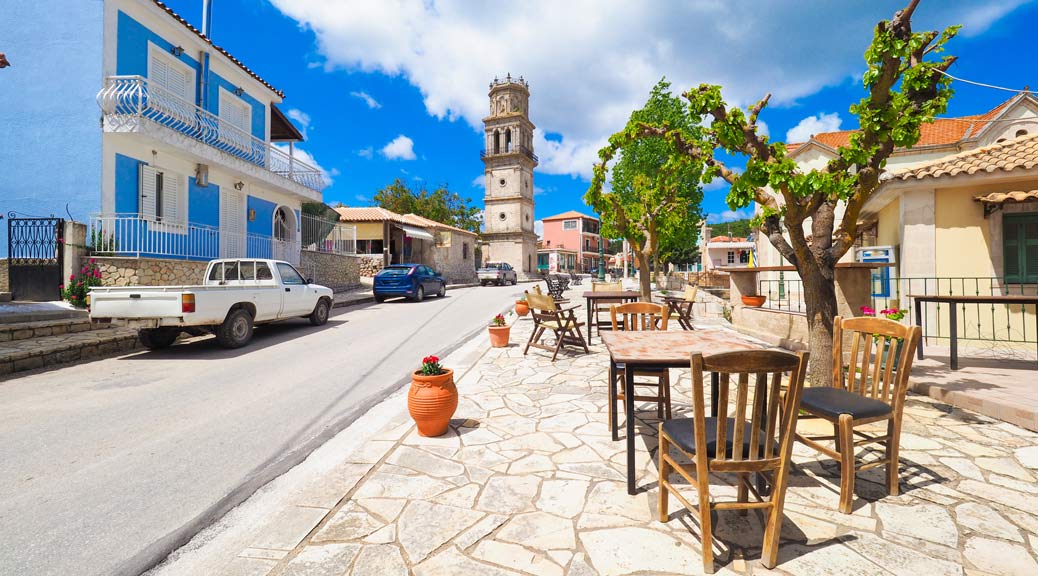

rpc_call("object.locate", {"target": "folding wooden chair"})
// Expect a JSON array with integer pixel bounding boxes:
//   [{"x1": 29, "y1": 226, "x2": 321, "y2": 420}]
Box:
[
  {"x1": 608, "y1": 302, "x2": 672, "y2": 433},
  {"x1": 658, "y1": 350, "x2": 809, "y2": 573},
  {"x1": 664, "y1": 284, "x2": 698, "y2": 330},
  {"x1": 795, "y1": 316, "x2": 922, "y2": 513},
  {"x1": 523, "y1": 291, "x2": 589, "y2": 361}
]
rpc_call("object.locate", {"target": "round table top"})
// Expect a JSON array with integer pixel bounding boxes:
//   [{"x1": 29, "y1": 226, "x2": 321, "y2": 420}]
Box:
[{"x1": 582, "y1": 290, "x2": 642, "y2": 299}]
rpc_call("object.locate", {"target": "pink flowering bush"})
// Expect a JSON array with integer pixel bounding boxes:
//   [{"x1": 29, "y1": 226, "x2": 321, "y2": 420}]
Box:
[
  {"x1": 61, "y1": 259, "x2": 103, "y2": 308},
  {"x1": 859, "y1": 305, "x2": 905, "y2": 321}
]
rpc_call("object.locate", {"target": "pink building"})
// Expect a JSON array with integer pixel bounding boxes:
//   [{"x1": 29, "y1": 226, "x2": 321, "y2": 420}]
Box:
[{"x1": 538, "y1": 211, "x2": 603, "y2": 273}]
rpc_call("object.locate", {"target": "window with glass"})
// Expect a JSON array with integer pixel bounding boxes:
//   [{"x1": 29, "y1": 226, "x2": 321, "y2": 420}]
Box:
[
  {"x1": 1004, "y1": 213, "x2": 1038, "y2": 283},
  {"x1": 739, "y1": 251, "x2": 749, "y2": 264},
  {"x1": 562, "y1": 220, "x2": 577, "y2": 230},
  {"x1": 727, "y1": 251, "x2": 735, "y2": 265},
  {"x1": 276, "y1": 262, "x2": 306, "y2": 285}
]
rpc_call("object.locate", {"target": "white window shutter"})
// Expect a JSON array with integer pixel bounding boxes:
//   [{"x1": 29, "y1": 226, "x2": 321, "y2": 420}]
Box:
[
  {"x1": 161, "y1": 172, "x2": 182, "y2": 225},
  {"x1": 220, "y1": 190, "x2": 245, "y2": 257},
  {"x1": 140, "y1": 165, "x2": 158, "y2": 220}
]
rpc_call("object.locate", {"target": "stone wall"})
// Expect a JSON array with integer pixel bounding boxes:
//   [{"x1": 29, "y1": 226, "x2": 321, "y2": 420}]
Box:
[
  {"x1": 0, "y1": 259, "x2": 8, "y2": 293},
  {"x1": 359, "y1": 255, "x2": 384, "y2": 277},
  {"x1": 431, "y1": 230, "x2": 478, "y2": 285},
  {"x1": 92, "y1": 257, "x2": 209, "y2": 287},
  {"x1": 300, "y1": 250, "x2": 361, "y2": 293}
]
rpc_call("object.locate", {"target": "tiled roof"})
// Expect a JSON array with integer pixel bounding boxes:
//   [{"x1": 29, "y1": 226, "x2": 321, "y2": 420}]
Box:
[
  {"x1": 333, "y1": 207, "x2": 477, "y2": 236},
  {"x1": 788, "y1": 94, "x2": 1023, "y2": 151},
  {"x1": 542, "y1": 210, "x2": 596, "y2": 221},
  {"x1": 974, "y1": 190, "x2": 1038, "y2": 205},
  {"x1": 889, "y1": 133, "x2": 1038, "y2": 181},
  {"x1": 152, "y1": 1, "x2": 284, "y2": 98},
  {"x1": 709, "y1": 236, "x2": 748, "y2": 243}
]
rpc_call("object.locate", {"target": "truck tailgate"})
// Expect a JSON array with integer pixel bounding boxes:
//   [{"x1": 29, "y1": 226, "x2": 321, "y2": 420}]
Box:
[{"x1": 90, "y1": 289, "x2": 185, "y2": 319}]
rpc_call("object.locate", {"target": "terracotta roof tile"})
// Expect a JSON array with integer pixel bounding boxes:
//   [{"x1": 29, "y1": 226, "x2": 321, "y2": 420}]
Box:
[
  {"x1": 890, "y1": 133, "x2": 1038, "y2": 181},
  {"x1": 152, "y1": 1, "x2": 284, "y2": 98},
  {"x1": 542, "y1": 210, "x2": 596, "y2": 221},
  {"x1": 974, "y1": 190, "x2": 1038, "y2": 205},
  {"x1": 333, "y1": 207, "x2": 477, "y2": 236}
]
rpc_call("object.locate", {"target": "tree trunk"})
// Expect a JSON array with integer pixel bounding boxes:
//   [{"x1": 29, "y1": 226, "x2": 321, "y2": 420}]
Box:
[
  {"x1": 799, "y1": 259, "x2": 839, "y2": 386},
  {"x1": 636, "y1": 250, "x2": 653, "y2": 302}
]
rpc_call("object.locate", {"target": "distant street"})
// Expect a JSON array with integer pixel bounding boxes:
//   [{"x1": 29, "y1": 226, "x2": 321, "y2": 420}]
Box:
[{"x1": 0, "y1": 284, "x2": 524, "y2": 576}]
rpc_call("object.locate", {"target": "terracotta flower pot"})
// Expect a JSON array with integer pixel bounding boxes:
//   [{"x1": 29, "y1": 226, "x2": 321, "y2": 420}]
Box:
[
  {"x1": 515, "y1": 300, "x2": 529, "y2": 316},
  {"x1": 408, "y1": 368, "x2": 457, "y2": 437},
  {"x1": 741, "y1": 295, "x2": 767, "y2": 307},
  {"x1": 488, "y1": 325, "x2": 511, "y2": 348}
]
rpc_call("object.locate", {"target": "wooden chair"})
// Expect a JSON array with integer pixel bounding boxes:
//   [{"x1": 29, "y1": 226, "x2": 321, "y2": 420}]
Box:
[
  {"x1": 658, "y1": 350, "x2": 809, "y2": 574},
  {"x1": 664, "y1": 284, "x2": 698, "y2": 330},
  {"x1": 608, "y1": 303, "x2": 672, "y2": 433},
  {"x1": 590, "y1": 280, "x2": 624, "y2": 338},
  {"x1": 794, "y1": 316, "x2": 922, "y2": 513},
  {"x1": 523, "y1": 291, "x2": 589, "y2": 361}
]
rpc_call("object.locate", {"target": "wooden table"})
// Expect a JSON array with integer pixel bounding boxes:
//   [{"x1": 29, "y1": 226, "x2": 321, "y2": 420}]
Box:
[
  {"x1": 582, "y1": 290, "x2": 640, "y2": 341},
  {"x1": 663, "y1": 296, "x2": 694, "y2": 330},
  {"x1": 601, "y1": 330, "x2": 768, "y2": 494},
  {"x1": 910, "y1": 294, "x2": 1038, "y2": 370}
]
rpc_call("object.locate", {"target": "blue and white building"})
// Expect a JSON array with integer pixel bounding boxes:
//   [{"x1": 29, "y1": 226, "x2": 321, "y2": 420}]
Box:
[{"x1": 1, "y1": 0, "x2": 333, "y2": 265}]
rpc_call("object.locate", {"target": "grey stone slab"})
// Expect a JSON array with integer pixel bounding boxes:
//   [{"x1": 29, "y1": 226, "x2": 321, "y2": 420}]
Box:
[{"x1": 250, "y1": 506, "x2": 330, "y2": 551}]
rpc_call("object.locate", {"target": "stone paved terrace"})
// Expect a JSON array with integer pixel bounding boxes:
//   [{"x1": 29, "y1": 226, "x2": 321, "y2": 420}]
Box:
[{"x1": 159, "y1": 291, "x2": 1038, "y2": 576}]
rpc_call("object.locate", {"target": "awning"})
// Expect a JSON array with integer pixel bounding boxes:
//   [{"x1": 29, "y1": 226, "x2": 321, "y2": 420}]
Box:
[
  {"x1": 974, "y1": 189, "x2": 1038, "y2": 216},
  {"x1": 395, "y1": 223, "x2": 435, "y2": 241}
]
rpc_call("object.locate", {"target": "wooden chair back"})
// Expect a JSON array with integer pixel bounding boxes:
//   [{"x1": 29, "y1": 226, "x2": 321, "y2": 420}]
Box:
[
  {"x1": 692, "y1": 350, "x2": 809, "y2": 473},
  {"x1": 610, "y1": 302, "x2": 668, "y2": 332},
  {"x1": 683, "y1": 285, "x2": 699, "y2": 302},
  {"x1": 525, "y1": 291, "x2": 557, "y2": 313},
  {"x1": 833, "y1": 316, "x2": 922, "y2": 408},
  {"x1": 593, "y1": 281, "x2": 623, "y2": 292}
]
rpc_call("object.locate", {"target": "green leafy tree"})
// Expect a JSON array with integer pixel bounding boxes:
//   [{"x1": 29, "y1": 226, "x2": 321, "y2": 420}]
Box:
[
  {"x1": 709, "y1": 218, "x2": 754, "y2": 239},
  {"x1": 374, "y1": 178, "x2": 483, "y2": 235},
  {"x1": 586, "y1": 79, "x2": 705, "y2": 300},
  {"x1": 614, "y1": 1, "x2": 958, "y2": 381}
]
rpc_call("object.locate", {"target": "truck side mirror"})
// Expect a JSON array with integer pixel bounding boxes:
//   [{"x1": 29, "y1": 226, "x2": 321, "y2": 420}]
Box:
[{"x1": 306, "y1": 278, "x2": 314, "y2": 285}]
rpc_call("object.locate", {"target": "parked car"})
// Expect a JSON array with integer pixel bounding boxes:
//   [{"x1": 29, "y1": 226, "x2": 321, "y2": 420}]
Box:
[
  {"x1": 374, "y1": 264, "x2": 446, "y2": 302},
  {"x1": 89, "y1": 259, "x2": 333, "y2": 350},
  {"x1": 478, "y1": 262, "x2": 518, "y2": 286}
]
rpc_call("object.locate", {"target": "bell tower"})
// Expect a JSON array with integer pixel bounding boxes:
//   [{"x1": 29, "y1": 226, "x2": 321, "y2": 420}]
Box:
[{"x1": 481, "y1": 74, "x2": 538, "y2": 278}]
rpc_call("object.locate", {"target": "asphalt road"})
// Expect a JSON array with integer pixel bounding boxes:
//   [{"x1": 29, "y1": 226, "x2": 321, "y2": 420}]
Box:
[{"x1": 0, "y1": 283, "x2": 524, "y2": 576}]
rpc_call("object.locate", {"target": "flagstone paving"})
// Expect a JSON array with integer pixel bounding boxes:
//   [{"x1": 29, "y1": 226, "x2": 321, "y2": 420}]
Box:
[{"x1": 245, "y1": 298, "x2": 1038, "y2": 576}]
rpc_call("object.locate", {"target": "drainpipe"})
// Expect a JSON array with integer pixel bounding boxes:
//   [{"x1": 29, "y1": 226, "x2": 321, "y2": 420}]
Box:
[{"x1": 198, "y1": 0, "x2": 213, "y2": 109}]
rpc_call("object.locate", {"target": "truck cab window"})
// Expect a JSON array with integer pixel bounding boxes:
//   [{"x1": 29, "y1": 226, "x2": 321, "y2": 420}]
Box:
[
  {"x1": 277, "y1": 263, "x2": 305, "y2": 285},
  {"x1": 256, "y1": 262, "x2": 273, "y2": 280},
  {"x1": 208, "y1": 263, "x2": 224, "y2": 282}
]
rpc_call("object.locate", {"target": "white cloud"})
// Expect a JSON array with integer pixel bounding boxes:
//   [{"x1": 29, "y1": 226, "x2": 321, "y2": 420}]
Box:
[
  {"x1": 350, "y1": 90, "x2": 382, "y2": 109},
  {"x1": 534, "y1": 219, "x2": 544, "y2": 237},
  {"x1": 756, "y1": 120, "x2": 769, "y2": 138},
  {"x1": 706, "y1": 207, "x2": 755, "y2": 224},
  {"x1": 957, "y1": 0, "x2": 1030, "y2": 37},
  {"x1": 274, "y1": 144, "x2": 334, "y2": 186},
  {"x1": 285, "y1": 108, "x2": 311, "y2": 139},
  {"x1": 356, "y1": 146, "x2": 374, "y2": 159},
  {"x1": 470, "y1": 174, "x2": 485, "y2": 188},
  {"x1": 785, "y1": 112, "x2": 843, "y2": 144},
  {"x1": 381, "y1": 135, "x2": 416, "y2": 160},
  {"x1": 270, "y1": 0, "x2": 1019, "y2": 180}
]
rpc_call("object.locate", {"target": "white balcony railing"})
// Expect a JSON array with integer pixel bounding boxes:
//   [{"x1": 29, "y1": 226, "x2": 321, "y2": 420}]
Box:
[
  {"x1": 97, "y1": 75, "x2": 326, "y2": 192},
  {"x1": 301, "y1": 212, "x2": 356, "y2": 256},
  {"x1": 89, "y1": 213, "x2": 301, "y2": 265}
]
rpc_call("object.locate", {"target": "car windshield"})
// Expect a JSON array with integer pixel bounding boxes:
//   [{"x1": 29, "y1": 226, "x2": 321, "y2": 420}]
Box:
[
  {"x1": 482, "y1": 263, "x2": 503, "y2": 270},
  {"x1": 379, "y1": 266, "x2": 413, "y2": 276}
]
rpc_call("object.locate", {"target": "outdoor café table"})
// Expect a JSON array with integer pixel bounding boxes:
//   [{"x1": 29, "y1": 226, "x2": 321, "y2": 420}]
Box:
[
  {"x1": 663, "y1": 296, "x2": 695, "y2": 330},
  {"x1": 601, "y1": 330, "x2": 767, "y2": 495},
  {"x1": 910, "y1": 294, "x2": 1038, "y2": 370},
  {"x1": 582, "y1": 290, "x2": 641, "y2": 341}
]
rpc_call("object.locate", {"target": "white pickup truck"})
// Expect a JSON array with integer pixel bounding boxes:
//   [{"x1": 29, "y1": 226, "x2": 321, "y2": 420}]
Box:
[{"x1": 89, "y1": 259, "x2": 334, "y2": 349}]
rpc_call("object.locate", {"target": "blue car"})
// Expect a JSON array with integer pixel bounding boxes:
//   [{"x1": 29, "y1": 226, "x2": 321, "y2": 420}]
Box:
[{"x1": 373, "y1": 264, "x2": 446, "y2": 302}]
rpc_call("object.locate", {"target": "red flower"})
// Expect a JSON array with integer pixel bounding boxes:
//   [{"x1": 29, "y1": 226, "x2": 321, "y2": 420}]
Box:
[
  {"x1": 59, "y1": 284, "x2": 64, "y2": 290},
  {"x1": 422, "y1": 355, "x2": 439, "y2": 365},
  {"x1": 70, "y1": 274, "x2": 75, "y2": 281},
  {"x1": 89, "y1": 258, "x2": 96, "y2": 264}
]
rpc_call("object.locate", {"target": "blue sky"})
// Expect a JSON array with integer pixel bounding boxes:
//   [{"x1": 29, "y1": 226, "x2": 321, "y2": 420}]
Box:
[{"x1": 164, "y1": 0, "x2": 1036, "y2": 229}]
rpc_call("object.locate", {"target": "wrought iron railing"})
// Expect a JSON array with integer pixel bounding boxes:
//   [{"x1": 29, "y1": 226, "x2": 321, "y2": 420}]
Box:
[
  {"x1": 758, "y1": 278, "x2": 806, "y2": 313},
  {"x1": 89, "y1": 213, "x2": 301, "y2": 265},
  {"x1": 479, "y1": 144, "x2": 538, "y2": 163},
  {"x1": 97, "y1": 75, "x2": 326, "y2": 192}
]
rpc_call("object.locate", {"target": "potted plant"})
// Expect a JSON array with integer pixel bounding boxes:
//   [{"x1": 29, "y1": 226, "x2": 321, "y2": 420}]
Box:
[
  {"x1": 741, "y1": 294, "x2": 767, "y2": 307},
  {"x1": 859, "y1": 305, "x2": 907, "y2": 369},
  {"x1": 515, "y1": 295, "x2": 529, "y2": 317},
  {"x1": 488, "y1": 314, "x2": 510, "y2": 347},
  {"x1": 408, "y1": 355, "x2": 458, "y2": 437}
]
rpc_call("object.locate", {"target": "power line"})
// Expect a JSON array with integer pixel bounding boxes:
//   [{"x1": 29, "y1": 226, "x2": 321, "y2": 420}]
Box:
[{"x1": 936, "y1": 69, "x2": 1035, "y2": 95}]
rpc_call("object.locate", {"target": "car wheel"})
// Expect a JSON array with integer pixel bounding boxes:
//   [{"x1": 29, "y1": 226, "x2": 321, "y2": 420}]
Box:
[
  {"x1": 138, "y1": 328, "x2": 179, "y2": 349},
  {"x1": 374, "y1": 295, "x2": 386, "y2": 303},
  {"x1": 309, "y1": 298, "x2": 331, "y2": 326},
  {"x1": 511, "y1": 275, "x2": 517, "y2": 285},
  {"x1": 437, "y1": 283, "x2": 446, "y2": 297},
  {"x1": 414, "y1": 285, "x2": 425, "y2": 302},
  {"x1": 216, "y1": 308, "x2": 254, "y2": 348}
]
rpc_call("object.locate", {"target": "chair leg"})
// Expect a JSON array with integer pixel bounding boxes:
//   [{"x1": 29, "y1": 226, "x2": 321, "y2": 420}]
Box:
[
  {"x1": 657, "y1": 426, "x2": 670, "y2": 522},
  {"x1": 760, "y1": 498, "x2": 783, "y2": 568},
  {"x1": 885, "y1": 418, "x2": 901, "y2": 496},
  {"x1": 663, "y1": 371, "x2": 672, "y2": 420},
  {"x1": 698, "y1": 475, "x2": 715, "y2": 574},
  {"x1": 523, "y1": 326, "x2": 542, "y2": 356},
  {"x1": 550, "y1": 330, "x2": 564, "y2": 362},
  {"x1": 737, "y1": 472, "x2": 749, "y2": 516},
  {"x1": 838, "y1": 414, "x2": 855, "y2": 514}
]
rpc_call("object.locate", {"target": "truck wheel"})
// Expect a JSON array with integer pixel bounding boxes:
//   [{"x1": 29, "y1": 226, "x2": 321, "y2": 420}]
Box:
[
  {"x1": 138, "y1": 328, "x2": 179, "y2": 350},
  {"x1": 216, "y1": 309, "x2": 253, "y2": 348},
  {"x1": 309, "y1": 298, "x2": 331, "y2": 326}
]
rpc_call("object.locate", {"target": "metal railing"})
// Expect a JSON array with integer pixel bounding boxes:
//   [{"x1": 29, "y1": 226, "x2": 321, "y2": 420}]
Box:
[
  {"x1": 758, "y1": 278, "x2": 806, "y2": 312},
  {"x1": 97, "y1": 75, "x2": 326, "y2": 192},
  {"x1": 89, "y1": 213, "x2": 300, "y2": 265},
  {"x1": 301, "y1": 212, "x2": 356, "y2": 256},
  {"x1": 479, "y1": 144, "x2": 538, "y2": 163}
]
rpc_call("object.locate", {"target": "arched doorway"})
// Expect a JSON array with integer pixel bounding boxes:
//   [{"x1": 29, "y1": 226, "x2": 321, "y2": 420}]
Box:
[{"x1": 272, "y1": 205, "x2": 298, "y2": 264}]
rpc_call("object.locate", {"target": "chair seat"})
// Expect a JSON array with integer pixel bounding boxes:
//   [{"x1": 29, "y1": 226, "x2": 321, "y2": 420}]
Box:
[
  {"x1": 800, "y1": 387, "x2": 892, "y2": 421},
  {"x1": 661, "y1": 417, "x2": 776, "y2": 459}
]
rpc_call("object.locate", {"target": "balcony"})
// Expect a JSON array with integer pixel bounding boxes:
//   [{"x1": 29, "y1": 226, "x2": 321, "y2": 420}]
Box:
[
  {"x1": 480, "y1": 144, "x2": 538, "y2": 163},
  {"x1": 97, "y1": 76, "x2": 325, "y2": 193}
]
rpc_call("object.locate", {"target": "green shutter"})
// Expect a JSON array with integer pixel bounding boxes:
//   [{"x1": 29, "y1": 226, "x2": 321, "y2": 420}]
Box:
[{"x1": 1005, "y1": 213, "x2": 1038, "y2": 284}]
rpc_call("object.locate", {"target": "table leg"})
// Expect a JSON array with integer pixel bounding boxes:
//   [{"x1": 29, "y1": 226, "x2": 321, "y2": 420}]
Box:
[
  {"x1": 625, "y1": 362, "x2": 636, "y2": 495},
  {"x1": 586, "y1": 298, "x2": 593, "y2": 343},
  {"x1": 915, "y1": 298, "x2": 924, "y2": 360},
  {"x1": 711, "y1": 372, "x2": 719, "y2": 417},
  {"x1": 609, "y1": 359, "x2": 618, "y2": 441},
  {"x1": 949, "y1": 304, "x2": 958, "y2": 371}
]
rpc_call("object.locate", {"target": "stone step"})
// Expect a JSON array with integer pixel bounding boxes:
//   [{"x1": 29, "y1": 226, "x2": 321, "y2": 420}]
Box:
[
  {"x1": 0, "y1": 293, "x2": 11, "y2": 303},
  {"x1": 0, "y1": 326, "x2": 140, "y2": 377},
  {"x1": 0, "y1": 318, "x2": 109, "y2": 343}
]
